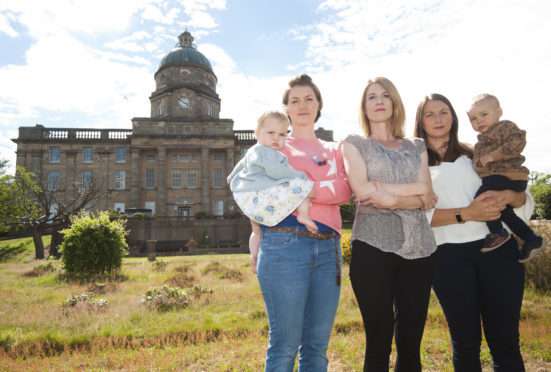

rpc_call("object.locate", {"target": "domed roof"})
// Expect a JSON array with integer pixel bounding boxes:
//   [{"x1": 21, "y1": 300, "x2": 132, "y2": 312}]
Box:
[{"x1": 158, "y1": 31, "x2": 213, "y2": 73}]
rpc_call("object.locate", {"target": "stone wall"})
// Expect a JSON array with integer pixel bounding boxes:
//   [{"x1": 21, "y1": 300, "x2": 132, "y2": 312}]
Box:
[{"x1": 126, "y1": 216, "x2": 251, "y2": 256}]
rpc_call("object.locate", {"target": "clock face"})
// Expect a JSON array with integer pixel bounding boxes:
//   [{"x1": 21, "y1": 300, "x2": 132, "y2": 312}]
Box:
[{"x1": 177, "y1": 96, "x2": 191, "y2": 110}]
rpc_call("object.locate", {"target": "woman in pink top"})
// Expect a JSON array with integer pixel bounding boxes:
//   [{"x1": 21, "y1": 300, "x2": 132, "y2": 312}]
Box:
[{"x1": 253, "y1": 74, "x2": 351, "y2": 371}]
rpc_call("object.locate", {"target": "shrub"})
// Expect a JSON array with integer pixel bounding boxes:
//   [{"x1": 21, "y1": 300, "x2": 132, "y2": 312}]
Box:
[
  {"x1": 164, "y1": 272, "x2": 197, "y2": 288},
  {"x1": 194, "y1": 211, "x2": 207, "y2": 219},
  {"x1": 341, "y1": 232, "x2": 352, "y2": 265},
  {"x1": 152, "y1": 260, "x2": 168, "y2": 272},
  {"x1": 60, "y1": 211, "x2": 128, "y2": 276},
  {"x1": 524, "y1": 221, "x2": 551, "y2": 292},
  {"x1": 24, "y1": 260, "x2": 57, "y2": 277},
  {"x1": 142, "y1": 285, "x2": 189, "y2": 312},
  {"x1": 62, "y1": 292, "x2": 109, "y2": 313},
  {"x1": 187, "y1": 285, "x2": 214, "y2": 298}
]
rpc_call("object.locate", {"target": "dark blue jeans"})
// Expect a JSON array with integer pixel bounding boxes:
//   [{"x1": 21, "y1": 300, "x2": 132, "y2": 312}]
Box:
[
  {"x1": 432, "y1": 238, "x2": 525, "y2": 371},
  {"x1": 475, "y1": 175, "x2": 532, "y2": 238}
]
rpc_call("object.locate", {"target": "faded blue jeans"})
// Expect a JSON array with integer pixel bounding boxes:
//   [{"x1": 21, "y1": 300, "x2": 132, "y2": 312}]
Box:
[{"x1": 257, "y1": 226, "x2": 341, "y2": 372}]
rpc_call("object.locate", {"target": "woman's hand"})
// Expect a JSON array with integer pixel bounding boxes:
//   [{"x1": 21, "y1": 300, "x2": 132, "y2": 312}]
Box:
[
  {"x1": 417, "y1": 183, "x2": 438, "y2": 210},
  {"x1": 356, "y1": 180, "x2": 398, "y2": 209},
  {"x1": 462, "y1": 191, "x2": 505, "y2": 222}
]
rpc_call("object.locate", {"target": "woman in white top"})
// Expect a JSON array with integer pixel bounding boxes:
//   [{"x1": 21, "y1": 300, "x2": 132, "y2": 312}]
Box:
[{"x1": 414, "y1": 93, "x2": 531, "y2": 371}]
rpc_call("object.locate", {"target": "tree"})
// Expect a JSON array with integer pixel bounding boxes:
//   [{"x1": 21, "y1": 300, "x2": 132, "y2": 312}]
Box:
[
  {"x1": 529, "y1": 171, "x2": 551, "y2": 220},
  {"x1": 0, "y1": 166, "x2": 104, "y2": 259}
]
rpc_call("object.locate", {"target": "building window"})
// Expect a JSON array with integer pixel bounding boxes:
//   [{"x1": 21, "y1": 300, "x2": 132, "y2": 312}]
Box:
[
  {"x1": 47, "y1": 171, "x2": 60, "y2": 191},
  {"x1": 145, "y1": 201, "x2": 155, "y2": 215},
  {"x1": 213, "y1": 168, "x2": 224, "y2": 188},
  {"x1": 172, "y1": 169, "x2": 182, "y2": 188},
  {"x1": 178, "y1": 207, "x2": 191, "y2": 218},
  {"x1": 115, "y1": 147, "x2": 126, "y2": 163},
  {"x1": 191, "y1": 154, "x2": 197, "y2": 162},
  {"x1": 83, "y1": 147, "x2": 93, "y2": 163},
  {"x1": 145, "y1": 168, "x2": 155, "y2": 188},
  {"x1": 172, "y1": 154, "x2": 177, "y2": 162},
  {"x1": 180, "y1": 154, "x2": 189, "y2": 162},
  {"x1": 145, "y1": 154, "x2": 155, "y2": 162},
  {"x1": 82, "y1": 170, "x2": 92, "y2": 190},
  {"x1": 49, "y1": 147, "x2": 60, "y2": 163},
  {"x1": 213, "y1": 154, "x2": 223, "y2": 162},
  {"x1": 114, "y1": 202, "x2": 125, "y2": 214},
  {"x1": 187, "y1": 168, "x2": 198, "y2": 188},
  {"x1": 115, "y1": 170, "x2": 126, "y2": 190},
  {"x1": 157, "y1": 102, "x2": 162, "y2": 116},
  {"x1": 213, "y1": 200, "x2": 223, "y2": 216},
  {"x1": 207, "y1": 103, "x2": 213, "y2": 117}
]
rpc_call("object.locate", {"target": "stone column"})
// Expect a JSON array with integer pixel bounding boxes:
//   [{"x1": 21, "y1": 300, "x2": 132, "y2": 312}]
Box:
[
  {"x1": 201, "y1": 147, "x2": 210, "y2": 213},
  {"x1": 98, "y1": 151, "x2": 110, "y2": 211},
  {"x1": 15, "y1": 150, "x2": 26, "y2": 169},
  {"x1": 64, "y1": 150, "x2": 77, "y2": 190},
  {"x1": 157, "y1": 148, "x2": 167, "y2": 216},
  {"x1": 226, "y1": 148, "x2": 234, "y2": 174},
  {"x1": 130, "y1": 148, "x2": 140, "y2": 208},
  {"x1": 30, "y1": 150, "x2": 43, "y2": 175}
]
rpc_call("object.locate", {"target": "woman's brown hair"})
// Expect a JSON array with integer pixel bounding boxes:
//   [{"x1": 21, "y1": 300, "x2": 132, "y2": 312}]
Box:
[
  {"x1": 414, "y1": 93, "x2": 473, "y2": 166},
  {"x1": 282, "y1": 73, "x2": 323, "y2": 123}
]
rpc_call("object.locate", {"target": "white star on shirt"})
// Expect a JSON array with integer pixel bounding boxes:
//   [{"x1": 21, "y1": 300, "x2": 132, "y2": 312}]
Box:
[
  {"x1": 319, "y1": 180, "x2": 336, "y2": 195},
  {"x1": 326, "y1": 157, "x2": 337, "y2": 177}
]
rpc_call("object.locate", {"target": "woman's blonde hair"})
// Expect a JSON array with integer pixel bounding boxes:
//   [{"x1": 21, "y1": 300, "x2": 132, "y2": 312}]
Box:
[{"x1": 359, "y1": 77, "x2": 405, "y2": 138}]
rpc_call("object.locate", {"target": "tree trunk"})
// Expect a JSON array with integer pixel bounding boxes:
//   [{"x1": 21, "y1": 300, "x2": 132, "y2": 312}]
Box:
[
  {"x1": 49, "y1": 228, "x2": 64, "y2": 258},
  {"x1": 32, "y1": 228, "x2": 44, "y2": 259}
]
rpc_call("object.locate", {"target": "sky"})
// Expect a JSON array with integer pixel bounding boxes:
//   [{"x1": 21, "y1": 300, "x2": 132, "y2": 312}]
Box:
[{"x1": 1, "y1": 0, "x2": 550, "y2": 175}]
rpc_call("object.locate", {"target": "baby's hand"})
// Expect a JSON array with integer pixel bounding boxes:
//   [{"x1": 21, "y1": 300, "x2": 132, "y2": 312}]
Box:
[{"x1": 480, "y1": 154, "x2": 494, "y2": 167}]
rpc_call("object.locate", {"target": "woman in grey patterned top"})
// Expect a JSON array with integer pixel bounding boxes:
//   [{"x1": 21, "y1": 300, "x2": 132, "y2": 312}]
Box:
[{"x1": 342, "y1": 77, "x2": 437, "y2": 372}]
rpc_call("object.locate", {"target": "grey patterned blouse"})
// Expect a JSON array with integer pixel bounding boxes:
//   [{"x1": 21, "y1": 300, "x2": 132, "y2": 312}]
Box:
[{"x1": 344, "y1": 135, "x2": 436, "y2": 259}]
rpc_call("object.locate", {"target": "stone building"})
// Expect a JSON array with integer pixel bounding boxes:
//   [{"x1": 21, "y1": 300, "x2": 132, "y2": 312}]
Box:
[{"x1": 12, "y1": 31, "x2": 333, "y2": 222}]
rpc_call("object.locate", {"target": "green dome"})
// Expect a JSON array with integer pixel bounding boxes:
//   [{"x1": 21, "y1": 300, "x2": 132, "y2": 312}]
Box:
[{"x1": 158, "y1": 31, "x2": 213, "y2": 73}]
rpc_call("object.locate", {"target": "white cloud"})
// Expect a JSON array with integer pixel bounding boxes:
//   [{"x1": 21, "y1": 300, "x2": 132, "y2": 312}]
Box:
[
  {"x1": 287, "y1": 0, "x2": 551, "y2": 173},
  {"x1": 0, "y1": 0, "x2": 150, "y2": 38},
  {"x1": 0, "y1": 12, "x2": 18, "y2": 37},
  {"x1": 142, "y1": 4, "x2": 180, "y2": 24}
]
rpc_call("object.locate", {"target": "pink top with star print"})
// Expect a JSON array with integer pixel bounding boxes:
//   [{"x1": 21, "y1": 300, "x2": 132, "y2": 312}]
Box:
[{"x1": 280, "y1": 137, "x2": 352, "y2": 235}]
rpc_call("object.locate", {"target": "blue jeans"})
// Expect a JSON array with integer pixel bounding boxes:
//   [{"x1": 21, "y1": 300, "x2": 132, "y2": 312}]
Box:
[
  {"x1": 432, "y1": 238, "x2": 525, "y2": 371},
  {"x1": 257, "y1": 227, "x2": 341, "y2": 372}
]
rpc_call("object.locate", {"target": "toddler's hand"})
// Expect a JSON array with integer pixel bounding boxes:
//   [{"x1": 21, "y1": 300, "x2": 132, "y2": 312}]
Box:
[{"x1": 480, "y1": 154, "x2": 494, "y2": 167}]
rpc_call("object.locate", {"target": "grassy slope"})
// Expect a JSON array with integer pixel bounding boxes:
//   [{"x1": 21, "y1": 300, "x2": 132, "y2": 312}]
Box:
[{"x1": 0, "y1": 236, "x2": 549, "y2": 371}]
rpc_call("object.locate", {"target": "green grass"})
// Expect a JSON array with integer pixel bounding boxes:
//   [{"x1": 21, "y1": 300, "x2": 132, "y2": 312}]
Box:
[
  {"x1": 0, "y1": 236, "x2": 51, "y2": 263},
  {"x1": 1, "y1": 236, "x2": 550, "y2": 371}
]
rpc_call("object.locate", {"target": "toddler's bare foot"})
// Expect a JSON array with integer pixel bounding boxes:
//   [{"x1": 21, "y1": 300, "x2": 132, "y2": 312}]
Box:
[{"x1": 297, "y1": 214, "x2": 318, "y2": 233}]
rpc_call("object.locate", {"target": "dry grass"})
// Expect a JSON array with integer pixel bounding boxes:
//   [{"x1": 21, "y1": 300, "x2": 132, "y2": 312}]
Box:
[{"x1": 1, "y1": 232, "x2": 550, "y2": 371}]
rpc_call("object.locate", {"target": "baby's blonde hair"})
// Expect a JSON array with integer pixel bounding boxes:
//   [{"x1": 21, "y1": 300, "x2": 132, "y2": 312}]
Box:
[
  {"x1": 256, "y1": 110, "x2": 290, "y2": 132},
  {"x1": 470, "y1": 93, "x2": 501, "y2": 110}
]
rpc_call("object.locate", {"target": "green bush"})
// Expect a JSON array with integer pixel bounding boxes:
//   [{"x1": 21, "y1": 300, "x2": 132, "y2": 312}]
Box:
[
  {"x1": 60, "y1": 211, "x2": 128, "y2": 276},
  {"x1": 341, "y1": 232, "x2": 352, "y2": 265}
]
